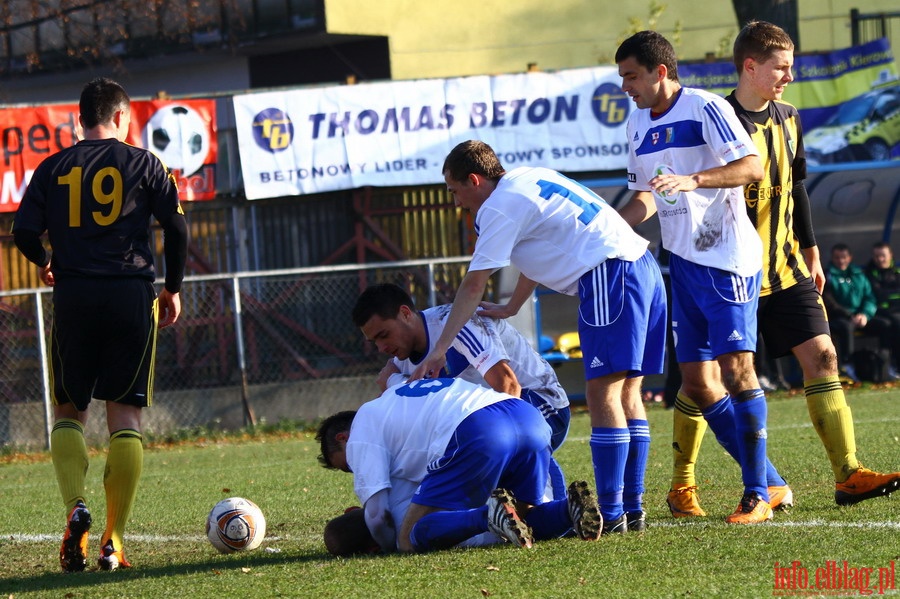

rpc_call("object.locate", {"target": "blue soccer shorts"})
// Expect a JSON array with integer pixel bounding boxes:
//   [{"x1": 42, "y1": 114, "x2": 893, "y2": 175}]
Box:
[
  {"x1": 669, "y1": 253, "x2": 761, "y2": 363},
  {"x1": 412, "y1": 398, "x2": 551, "y2": 509},
  {"x1": 520, "y1": 388, "x2": 570, "y2": 453},
  {"x1": 577, "y1": 249, "x2": 667, "y2": 380}
]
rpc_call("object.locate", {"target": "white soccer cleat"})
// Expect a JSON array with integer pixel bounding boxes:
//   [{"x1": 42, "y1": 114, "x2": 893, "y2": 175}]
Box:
[{"x1": 486, "y1": 488, "x2": 533, "y2": 548}]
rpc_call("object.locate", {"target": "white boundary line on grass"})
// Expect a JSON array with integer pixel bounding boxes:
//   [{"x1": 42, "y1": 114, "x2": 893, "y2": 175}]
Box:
[
  {"x1": 767, "y1": 416, "x2": 900, "y2": 431},
  {"x1": 650, "y1": 520, "x2": 900, "y2": 529},
  {"x1": 5, "y1": 519, "x2": 899, "y2": 544},
  {"x1": 4, "y1": 533, "x2": 292, "y2": 543},
  {"x1": 567, "y1": 414, "x2": 900, "y2": 443}
]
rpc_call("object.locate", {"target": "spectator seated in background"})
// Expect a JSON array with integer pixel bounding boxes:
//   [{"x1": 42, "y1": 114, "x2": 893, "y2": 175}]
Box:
[
  {"x1": 823, "y1": 243, "x2": 889, "y2": 382},
  {"x1": 864, "y1": 242, "x2": 900, "y2": 380}
]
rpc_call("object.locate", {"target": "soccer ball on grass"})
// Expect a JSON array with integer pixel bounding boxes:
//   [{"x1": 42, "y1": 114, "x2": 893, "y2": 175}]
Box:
[{"x1": 206, "y1": 497, "x2": 266, "y2": 553}]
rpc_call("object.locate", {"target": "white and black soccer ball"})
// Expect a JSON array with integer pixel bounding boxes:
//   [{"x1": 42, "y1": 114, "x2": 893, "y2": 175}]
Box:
[
  {"x1": 206, "y1": 497, "x2": 266, "y2": 553},
  {"x1": 143, "y1": 104, "x2": 210, "y2": 176}
]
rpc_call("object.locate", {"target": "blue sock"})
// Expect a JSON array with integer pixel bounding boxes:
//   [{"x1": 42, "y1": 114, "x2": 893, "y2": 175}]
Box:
[
  {"x1": 548, "y1": 456, "x2": 566, "y2": 500},
  {"x1": 764, "y1": 458, "x2": 786, "y2": 488},
  {"x1": 589, "y1": 427, "x2": 629, "y2": 521},
  {"x1": 701, "y1": 395, "x2": 741, "y2": 461},
  {"x1": 702, "y1": 395, "x2": 785, "y2": 489},
  {"x1": 733, "y1": 389, "x2": 769, "y2": 501},
  {"x1": 410, "y1": 506, "x2": 486, "y2": 551},
  {"x1": 623, "y1": 419, "x2": 650, "y2": 513},
  {"x1": 526, "y1": 499, "x2": 571, "y2": 540}
]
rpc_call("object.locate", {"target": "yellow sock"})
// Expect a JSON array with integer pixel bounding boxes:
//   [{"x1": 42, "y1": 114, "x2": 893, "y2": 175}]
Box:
[
  {"x1": 103, "y1": 429, "x2": 143, "y2": 550},
  {"x1": 51, "y1": 419, "x2": 89, "y2": 510},
  {"x1": 672, "y1": 392, "x2": 708, "y2": 488},
  {"x1": 805, "y1": 376, "x2": 859, "y2": 483}
]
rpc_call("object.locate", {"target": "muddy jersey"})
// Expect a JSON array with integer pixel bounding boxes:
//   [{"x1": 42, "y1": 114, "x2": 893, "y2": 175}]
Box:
[
  {"x1": 626, "y1": 87, "x2": 762, "y2": 277},
  {"x1": 393, "y1": 305, "x2": 568, "y2": 411}
]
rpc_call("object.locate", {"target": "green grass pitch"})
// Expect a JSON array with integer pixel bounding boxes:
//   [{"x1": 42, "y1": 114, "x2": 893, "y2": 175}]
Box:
[{"x1": 1, "y1": 387, "x2": 898, "y2": 598}]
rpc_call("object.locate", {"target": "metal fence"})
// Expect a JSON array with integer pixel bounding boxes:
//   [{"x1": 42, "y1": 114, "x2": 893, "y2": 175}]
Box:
[
  {"x1": 850, "y1": 9, "x2": 900, "y2": 49},
  {"x1": 0, "y1": 257, "x2": 477, "y2": 450}
]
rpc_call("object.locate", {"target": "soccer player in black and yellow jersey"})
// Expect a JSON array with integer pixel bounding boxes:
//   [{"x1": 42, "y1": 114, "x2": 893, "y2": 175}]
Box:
[
  {"x1": 12, "y1": 78, "x2": 189, "y2": 571},
  {"x1": 665, "y1": 21, "x2": 899, "y2": 517}
]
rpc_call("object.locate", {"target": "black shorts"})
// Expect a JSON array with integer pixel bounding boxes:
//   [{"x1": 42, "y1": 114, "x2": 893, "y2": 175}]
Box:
[
  {"x1": 757, "y1": 276, "x2": 831, "y2": 358},
  {"x1": 50, "y1": 277, "x2": 158, "y2": 410}
]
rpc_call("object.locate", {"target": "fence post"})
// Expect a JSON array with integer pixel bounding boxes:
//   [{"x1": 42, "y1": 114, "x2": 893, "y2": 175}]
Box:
[
  {"x1": 231, "y1": 276, "x2": 256, "y2": 427},
  {"x1": 427, "y1": 262, "x2": 437, "y2": 307},
  {"x1": 34, "y1": 290, "x2": 53, "y2": 449},
  {"x1": 850, "y1": 9, "x2": 860, "y2": 47}
]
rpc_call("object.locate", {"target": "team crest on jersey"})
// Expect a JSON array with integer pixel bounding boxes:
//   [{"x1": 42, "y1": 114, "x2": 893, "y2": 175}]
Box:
[
  {"x1": 651, "y1": 132, "x2": 660, "y2": 145},
  {"x1": 665, "y1": 127, "x2": 674, "y2": 143}
]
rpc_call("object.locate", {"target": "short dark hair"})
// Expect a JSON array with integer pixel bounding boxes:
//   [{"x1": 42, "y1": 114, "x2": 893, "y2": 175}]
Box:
[
  {"x1": 831, "y1": 243, "x2": 851, "y2": 255},
  {"x1": 79, "y1": 77, "x2": 130, "y2": 129},
  {"x1": 615, "y1": 30, "x2": 679, "y2": 82},
  {"x1": 351, "y1": 283, "x2": 416, "y2": 328},
  {"x1": 872, "y1": 241, "x2": 891, "y2": 251},
  {"x1": 733, "y1": 20, "x2": 794, "y2": 74},
  {"x1": 442, "y1": 140, "x2": 506, "y2": 183},
  {"x1": 323, "y1": 509, "x2": 380, "y2": 556},
  {"x1": 315, "y1": 410, "x2": 356, "y2": 469}
]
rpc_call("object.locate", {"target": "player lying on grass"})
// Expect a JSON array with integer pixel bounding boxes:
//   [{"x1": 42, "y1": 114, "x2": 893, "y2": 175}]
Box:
[
  {"x1": 316, "y1": 377, "x2": 602, "y2": 553},
  {"x1": 352, "y1": 282, "x2": 570, "y2": 499}
]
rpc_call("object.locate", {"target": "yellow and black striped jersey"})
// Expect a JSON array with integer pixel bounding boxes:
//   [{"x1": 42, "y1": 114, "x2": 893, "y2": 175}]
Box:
[{"x1": 726, "y1": 93, "x2": 810, "y2": 296}]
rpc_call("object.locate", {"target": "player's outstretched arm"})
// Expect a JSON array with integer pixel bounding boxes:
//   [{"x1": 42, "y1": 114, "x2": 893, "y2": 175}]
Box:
[
  {"x1": 409, "y1": 269, "x2": 493, "y2": 381},
  {"x1": 654, "y1": 154, "x2": 763, "y2": 194},
  {"x1": 478, "y1": 273, "x2": 538, "y2": 320},
  {"x1": 618, "y1": 191, "x2": 657, "y2": 227}
]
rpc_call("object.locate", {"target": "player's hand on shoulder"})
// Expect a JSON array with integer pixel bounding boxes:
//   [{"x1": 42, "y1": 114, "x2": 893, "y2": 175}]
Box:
[{"x1": 477, "y1": 301, "x2": 515, "y2": 319}]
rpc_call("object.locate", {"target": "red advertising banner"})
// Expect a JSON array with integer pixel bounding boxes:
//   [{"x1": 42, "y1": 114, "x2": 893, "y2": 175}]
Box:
[
  {"x1": 129, "y1": 99, "x2": 218, "y2": 202},
  {"x1": 0, "y1": 98, "x2": 217, "y2": 213}
]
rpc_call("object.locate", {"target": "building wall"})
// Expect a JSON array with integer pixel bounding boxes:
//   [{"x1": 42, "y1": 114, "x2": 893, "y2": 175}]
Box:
[
  {"x1": 324, "y1": 1, "x2": 900, "y2": 80},
  {"x1": 800, "y1": 1, "x2": 898, "y2": 52},
  {"x1": 1, "y1": 2, "x2": 895, "y2": 105},
  {"x1": 0, "y1": 54, "x2": 251, "y2": 105}
]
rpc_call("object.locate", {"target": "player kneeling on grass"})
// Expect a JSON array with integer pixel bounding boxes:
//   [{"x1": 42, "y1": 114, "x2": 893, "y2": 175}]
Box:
[
  {"x1": 351, "y1": 283, "x2": 571, "y2": 500},
  {"x1": 316, "y1": 377, "x2": 602, "y2": 553}
]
